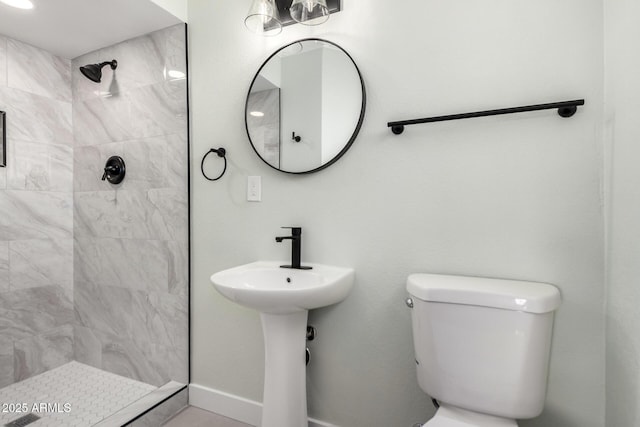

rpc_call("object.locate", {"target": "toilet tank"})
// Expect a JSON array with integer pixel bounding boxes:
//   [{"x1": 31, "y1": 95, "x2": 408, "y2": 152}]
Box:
[{"x1": 407, "y1": 274, "x2": 561, "y2": 420}]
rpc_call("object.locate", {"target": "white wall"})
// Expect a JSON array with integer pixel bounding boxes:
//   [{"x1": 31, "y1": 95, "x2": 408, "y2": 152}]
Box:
[
  {"x1": 150, "y1": 0, "x2": 188, "y2": 23},
  {"x1": 188, "y1": 1, "x2": 605, "y2": 426},
  {"x1": 604, "y1": 0, "x2": 640, "y2": 425}
]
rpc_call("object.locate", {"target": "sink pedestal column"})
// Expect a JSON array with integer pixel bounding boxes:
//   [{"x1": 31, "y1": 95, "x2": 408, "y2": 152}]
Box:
[{"x1": 260, "y1": 311, "x2": 308, "y2": 427}]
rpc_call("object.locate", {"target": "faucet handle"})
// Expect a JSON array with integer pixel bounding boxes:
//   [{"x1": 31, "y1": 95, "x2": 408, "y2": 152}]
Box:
[{"x1": 280, "y1": 226, "x2": 301, "y2": 235}]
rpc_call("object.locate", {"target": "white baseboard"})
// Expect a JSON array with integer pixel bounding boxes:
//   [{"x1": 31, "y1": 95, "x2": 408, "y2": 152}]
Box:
[{"x1": 189, "y1": 383, "x2": 339, "y2": 427}]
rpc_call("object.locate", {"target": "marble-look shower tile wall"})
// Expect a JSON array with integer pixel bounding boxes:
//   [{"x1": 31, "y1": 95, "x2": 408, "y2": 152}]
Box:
[
  {"x1": 0, "y1": 36, "x2": 74, "y2": 389},
  {"x1": 72, "y1": 24, "x2": 188, "y2": 387}
]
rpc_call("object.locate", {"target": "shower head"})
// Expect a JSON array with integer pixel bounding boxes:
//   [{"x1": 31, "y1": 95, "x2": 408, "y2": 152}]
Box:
[{"x1": 79, "y1": 60, "x2": 118, "y2": 83}]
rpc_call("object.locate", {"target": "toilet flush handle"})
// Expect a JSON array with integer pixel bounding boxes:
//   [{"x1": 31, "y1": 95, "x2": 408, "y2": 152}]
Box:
[{"x1": 405, "y1": 298, "x2": 413, "y2": 308}]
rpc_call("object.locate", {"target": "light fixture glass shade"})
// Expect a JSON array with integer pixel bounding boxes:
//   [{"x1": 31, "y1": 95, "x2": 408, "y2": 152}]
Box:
[
  {"x1": 289, "y1": 0, "x2": 330, "y2": 25},
  {"x1": 245, "y1": 0, "x2": 282, "y2": 36},
  {"x1": 0, "y1": 0, "x2": 34, "y2": 9}
]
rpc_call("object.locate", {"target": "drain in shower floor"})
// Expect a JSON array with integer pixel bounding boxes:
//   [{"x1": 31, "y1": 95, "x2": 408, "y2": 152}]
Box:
[{"x1": 4, "y1": 414, "x2": 40, "y2": 427}]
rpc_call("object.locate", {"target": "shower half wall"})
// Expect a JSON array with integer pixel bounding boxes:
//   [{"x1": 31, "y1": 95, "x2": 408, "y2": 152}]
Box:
[{"x1": 0, "y1": 23, "x2": 188, "y2": 424}]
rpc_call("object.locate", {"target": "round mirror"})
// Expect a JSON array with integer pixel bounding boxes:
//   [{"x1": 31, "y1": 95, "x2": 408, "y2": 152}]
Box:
[{"x1": 245, "y1": 39, "x2": 365, "y2": 174}]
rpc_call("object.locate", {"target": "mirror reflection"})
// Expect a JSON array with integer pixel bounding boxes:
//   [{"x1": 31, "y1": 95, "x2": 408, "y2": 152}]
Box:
[{"x1": 246, "y1": 39, "x2": 365, "y2": 174}]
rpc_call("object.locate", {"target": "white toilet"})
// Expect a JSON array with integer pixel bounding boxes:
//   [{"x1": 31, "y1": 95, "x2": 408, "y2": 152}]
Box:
[{"x1": 406, "y1": 274, "x2": 561, "y2": 427}]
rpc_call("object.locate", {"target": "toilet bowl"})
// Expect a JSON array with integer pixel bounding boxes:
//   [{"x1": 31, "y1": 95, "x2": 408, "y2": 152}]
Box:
[{"x1": 406, "y1": 274, "x2": 561, "y2": 427}]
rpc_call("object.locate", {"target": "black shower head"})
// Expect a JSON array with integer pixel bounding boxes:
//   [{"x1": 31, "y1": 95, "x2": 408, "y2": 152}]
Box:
[{"x1": 79, "y1": 59, "x2": 118, "y2": 83}]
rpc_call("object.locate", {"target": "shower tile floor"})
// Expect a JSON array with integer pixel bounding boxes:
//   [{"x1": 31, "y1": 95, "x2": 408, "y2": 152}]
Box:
[{"x1": 0, "y1": 361, "x2": 156, "y2": 427}]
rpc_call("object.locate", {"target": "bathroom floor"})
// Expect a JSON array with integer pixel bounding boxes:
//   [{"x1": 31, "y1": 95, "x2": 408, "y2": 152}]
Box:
[
  {"x1": 162, "y1": 406, "x2": 251, "y2": 427},
  {"x1": 0, "y1": 361, "x2": 156, "y2": 426}
]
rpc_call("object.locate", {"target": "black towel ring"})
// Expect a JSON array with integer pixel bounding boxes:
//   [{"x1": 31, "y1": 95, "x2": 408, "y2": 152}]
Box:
[{"x1": 201, "y1": 147, "x2": 227, "y2": 181}]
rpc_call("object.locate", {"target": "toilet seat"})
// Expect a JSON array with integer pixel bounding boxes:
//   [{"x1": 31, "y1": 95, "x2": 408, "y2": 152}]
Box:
[{"x1": 423, "y1": 405, "x2": 518, "y2": 427}]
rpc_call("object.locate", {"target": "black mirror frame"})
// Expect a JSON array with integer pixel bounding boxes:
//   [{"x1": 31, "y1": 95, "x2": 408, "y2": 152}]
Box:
[
  {"x1": 0, "y1": 111, "x2": 5, "y2": 167},
  {"x1": 245, "y1": 38, "x2": 366, "y2": 175}
]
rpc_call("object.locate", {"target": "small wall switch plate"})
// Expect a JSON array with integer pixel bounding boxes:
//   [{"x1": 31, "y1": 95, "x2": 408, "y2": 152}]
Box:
[{"x1": 247, "y1": 176, "x2": 262, "y2": 202}]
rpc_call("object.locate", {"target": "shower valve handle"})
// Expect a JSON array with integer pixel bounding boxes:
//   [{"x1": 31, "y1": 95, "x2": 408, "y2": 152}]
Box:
[
  {"x1": 101, "y1": 165, "x2": 118, "y2": 181},
  {"x1": 101, "y1": 156, "x2": 126, "y2": 184}
]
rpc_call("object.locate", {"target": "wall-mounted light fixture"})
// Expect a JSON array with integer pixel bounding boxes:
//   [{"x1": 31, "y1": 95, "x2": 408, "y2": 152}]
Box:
[{"x1": 245, "y1": 0, "x2": 340, "y2": 35}]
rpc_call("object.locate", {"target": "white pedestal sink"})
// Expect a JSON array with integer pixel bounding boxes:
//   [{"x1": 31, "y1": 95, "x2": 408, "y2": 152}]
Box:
[{"x1": 210, "y1": 261, "x2": 355, "y2": 427}]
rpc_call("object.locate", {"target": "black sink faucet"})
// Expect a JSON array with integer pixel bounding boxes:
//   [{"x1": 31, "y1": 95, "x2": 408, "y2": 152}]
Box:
[{"x1": 275, "y1": 227, "x2": 312, "y2": 270}]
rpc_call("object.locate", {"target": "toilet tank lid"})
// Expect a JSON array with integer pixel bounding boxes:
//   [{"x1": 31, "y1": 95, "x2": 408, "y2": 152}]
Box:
[{"x1": 406, "y1": 274, "x2": 561, "y2": 314}]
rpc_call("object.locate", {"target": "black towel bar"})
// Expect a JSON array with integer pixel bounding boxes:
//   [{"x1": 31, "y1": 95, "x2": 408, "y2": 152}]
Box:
[{"x1": 388, "y1": 99, "x2": 585, "y2": 135}]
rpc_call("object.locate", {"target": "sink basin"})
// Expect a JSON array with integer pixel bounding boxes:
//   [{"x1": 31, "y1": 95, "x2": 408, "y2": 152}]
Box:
[
  {"x1": 210, "y1": 261, "x2": 354, "y2": 314},
  {"x1": 210, "y1": 260, "x2": 354, "y2": 427}
]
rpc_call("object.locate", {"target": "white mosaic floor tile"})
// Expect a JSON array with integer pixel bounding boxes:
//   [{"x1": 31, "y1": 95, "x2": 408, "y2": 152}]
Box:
[{"x1": 0, "y1": 361, "x2": 156, "y2": 426}]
